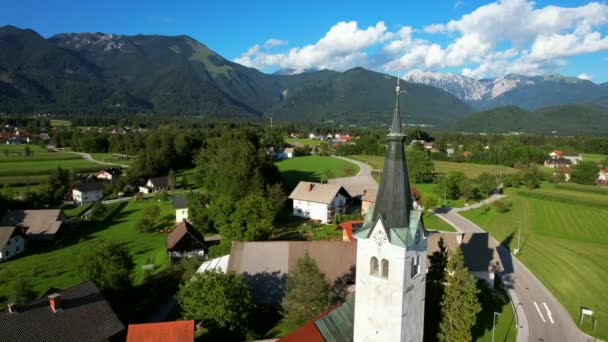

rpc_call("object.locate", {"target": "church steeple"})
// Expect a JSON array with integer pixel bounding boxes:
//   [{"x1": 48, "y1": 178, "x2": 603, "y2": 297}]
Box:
[{"x1": 371, "y1": 75, "x2": 413, "y2": 229}]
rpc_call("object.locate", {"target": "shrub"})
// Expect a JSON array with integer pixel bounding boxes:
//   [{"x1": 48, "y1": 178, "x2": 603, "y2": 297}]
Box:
[{"x1": 492, "y1": 200, "x2": 512, "y2": 213}]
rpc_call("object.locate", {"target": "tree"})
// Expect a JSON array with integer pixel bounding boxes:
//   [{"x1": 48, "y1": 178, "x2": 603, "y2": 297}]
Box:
[
  {"x1": 177, "y1": 270, "x2": 254, "y2": 337},
  {"x1": 407, "y1": 148, "x2": 435, "y2": 183},
  {"x1": 187, "y1": 192, "x2": 214, "y2": 233},
  {"x1": 282, "y1": 253, "x2": 333, "y2": 328},
  {"x1": 425, "y1": 237, "x2": 448, "y2": 340},
  {"x1": 136, "y1": 205, "x2": 160, "y2": 233},
  {"x1": 23, "y1": 145, "x2": 31, "y2": 157},
  {"x1": 521, "y1": 172, "x2": 540, "y2": 189},
  {"x1": 168, "y1": 169, "x2": 176, "y2": 191},
  {"x1": 219, "y1": 193, "x2": 275, "y2": 245},
  {"x1": 435, "y1": 172, "x2": 467, "y2": 201},
  {"x1": 571, "y1": 161, "x2": 600, "y2": 185},
  {"x1": 476, "y1": 173, "x2": 497, "y2": 196},
  {"x1": 421, "y1": 193, "x2": 440, "y2": 212},
  {"x1": 438, "y1": 248, "x2": 481, "y2": 342},
  {"x1": 9, "y1": 277, "x2": 38, "y2": 303},
  {"x1": 80, "y1": 240, "x2": 135, "y2": 293},
  {"x1": 46, "y1": 166, "x2": 70, "y2": 205},
  {"x1": 90, "y1": 202, "x2": 107, "y2": 221}
]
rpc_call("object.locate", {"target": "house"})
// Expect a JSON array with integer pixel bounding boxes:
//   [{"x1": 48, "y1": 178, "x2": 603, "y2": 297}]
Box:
[
  {"x1": 173, "y1": 195, "x2": 189, "y2": 223},
  {"x1": 338, "y1": 134, "x2": 353, "y2": 142},
  {"x1": 1, "y1": 209, "x2": 68, "y2": 241},
  {"x1": 72, "y1": 182, "x2": 103, "y2": 205},
  {"x1": 562, "y1": 152, "x2": 582, "y2": 165},
  {"x1": 284, "y1": 147, "x2": 295, "y2": 158},
  {"x1": 96, "y1": 169, "x2": 123, "y2": 184},
  {"x1": 463, "y1": 150, "x2": 472, "y2": 157},
  {"x1": 360, "y1": 189, "x2": 378, "y2": 216},
  {"x1": 409, "y1": 139, "x2": 425, "y2": 147},
  {"x1": 139, "y1": 176, "x2": 168, "y2": 194},
  {"x1": 597, "y1": 167, "x2": 608, "y2": 187},
  {"x1": 544, "y1": 158, "x2": 571, "y2": 168},
  {"x1": 166, "y1": 220, "x2": 208, "y2": 260},
  {"x1": 446, "y1": 148, "x2": 455, "y2": 157},
  {"x1": 337, "y1": 220, "x2": 364, "y2": 242},
  {"x1": 127, "y1": 320, "x2": 194, "y2": 342},
  {"x1": 309, "y1": 133, "x2": 316, "y2": 139},
  {"x1": 423, "y1": 141, "x2": 433, "y2": 150},
  {"x1": 288, "y1": 182, "x2": 351, "y2": 223},
  {"x1": 554, "y1": 165, "x2": 572, "y2": 182},
  {"x1": 0, "y1": 226, "x2": 27, "y2": 261},
  {"x1": 549, "y1": 150, "x2": 564, "y2": 159},
  {"x1": 0, "y1": 281, "x2": 125, "y2": 341}
]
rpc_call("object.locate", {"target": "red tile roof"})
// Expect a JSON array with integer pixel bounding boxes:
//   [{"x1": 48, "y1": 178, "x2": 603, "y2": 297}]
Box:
[
  {"x1": 336, "y1": 220, "x2": 364, "y2": 242},
  {"x1": 127, "y1": 320, "x2": 194, "y2": 342},
  {"x1": 553, "y1": 150, "x2": 563, "y2": 156}
]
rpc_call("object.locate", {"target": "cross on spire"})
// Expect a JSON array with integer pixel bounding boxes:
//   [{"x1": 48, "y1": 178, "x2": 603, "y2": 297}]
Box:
[{"x1": 390, "y1": 68, "x2": 405, "y2": 136}]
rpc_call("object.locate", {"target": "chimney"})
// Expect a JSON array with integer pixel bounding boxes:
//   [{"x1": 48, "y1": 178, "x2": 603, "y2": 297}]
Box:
[
  {"x1": 363, "y1": 189, "x2": 367, "y2": 196},
  {"x1": 48, "y1": 293, "x2": 62, "y2": 313},
  {"x1": 308, "y1": 183, "x2": 314, "y2": 191},
  {"x1": 7, "y1": 303, "x2": 17, "y2": 314}
]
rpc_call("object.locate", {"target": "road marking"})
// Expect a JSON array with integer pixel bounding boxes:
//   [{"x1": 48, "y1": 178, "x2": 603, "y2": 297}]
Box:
[
  {"x1": 543, "y1": 302, "x2": 555, "y2": 324},
  {"x1": 534, "y1": 301, "x2": 547, "y2": 323}
]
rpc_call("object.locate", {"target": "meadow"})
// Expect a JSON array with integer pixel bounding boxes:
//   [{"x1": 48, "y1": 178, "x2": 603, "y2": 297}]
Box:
[
  {"x1": 461, "y1": 183, "x2": 608, "y2": 340},
  {"x1": 50, "y1": 119, "x2": 72, "y2": 127},
  {"x1": 582, "y1": 153, "x2": 608, "y2": 162},
  {"x1": 275, "y1": 156, "x2": 360, "y2": 190},
  {"x1": 0, "y1": 198, "x2": 175, "y2": 303},
  {"x1": 285, "y1": 138, "x2": 322, "y2": 146}
]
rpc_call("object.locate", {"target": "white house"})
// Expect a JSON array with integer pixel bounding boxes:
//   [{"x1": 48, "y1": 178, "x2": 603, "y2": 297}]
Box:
[
  {"x1": 72, "y1": 182, "x2": 103, "y2": 205},
  {"x1": 284, "y1": 147, "x2": 295, "y2": 158},
  {"x1": 95, "y1": 169, "x2": 122, "y2": 184},
  {"x1": 139, "y1": 176, "x2": 169, "y2": 194},
  {"x1": 308, "y1": 133, "x2": 316, "y2": 139},
  {"x1": 597, "y1": 167, "x2": 608, "y2": 187},
  {"x1": 173, "y1": 195, "x2": 189, "y2": 223},
  {"x1": 0, "y1": 226, "x2": 26, "y2": 261},
  {"x1": 288, "y1": 182, "x2": 351, "y2": 223},
  {"x1": 562, "y1": 153, "x2": 582, "y2": 165}
]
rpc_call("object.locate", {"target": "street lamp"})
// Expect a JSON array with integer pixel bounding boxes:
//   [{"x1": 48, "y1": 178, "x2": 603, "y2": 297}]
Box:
[
  {"x1": 503, "y1": 219, "x2": 522, "y2": 255},
  {"x1": 492, "y1": 312, "x2": 501, "y2": 342}
]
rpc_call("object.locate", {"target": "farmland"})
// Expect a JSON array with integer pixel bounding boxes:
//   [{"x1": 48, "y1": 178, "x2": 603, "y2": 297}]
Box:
[
  {"x1": 275, "y1": 156, "x2": 360, "y2": 190},
  {"x1": 285, "y1": 138, "x2": 322, "y2": 146},
  {"x1": 461, "y1": 183, "x2": 608, "y2": 340},
  {"x1": 0, "y1": 198, "x2": 174, "y2": 303}
]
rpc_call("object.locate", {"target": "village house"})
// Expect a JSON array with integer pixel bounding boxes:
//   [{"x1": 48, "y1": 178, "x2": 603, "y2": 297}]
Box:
[
  {"x1": 72, "y1": 182, "x2": 103, "y2": 205},
  {"x1": 1, "y1": 209, "x2": 68, "y2": 241},
  {"x1": 554, "y1": 165, "x2": 572, "y2": 182},
  {"x1": 288, "y1": 181, "x2": 351, "y2": 223},
  {"x1": 0, "y1": 226, "x2": 27, "y2": 261},
  {"x1": 0, "y1": 281, "x2": 125, "y2": 341},
  {"x1": 166, "y1": 220, "x2": 208, "y2": 260},
  {"x1": 308, "y1": 133, "x2": 316, "y2": 139},
  {"x1": 446, "y1": 148, "x2": 455, "y2": 157},
  {"x1": 95, "y1": 168, "x2": 123, "y2": 184},
  {"x1": 597, "y1": 167, "x2": 608, "y2": 187},
  {"x1": 127, "y1": 320, "x2": 194, "y2": 342},
  {"x1": 544, "y1": 158, "x2": 572, "y2": 168},
  {"x1": 173, "y1": 195, "x2": 189, "y2": 223},
  {"x1": 423, "y1": 141, "x2": 434, "y2": 150},
  {"x1": 139, "y1": 176, "x2": 168, "y2": 194},
  {"x1": 284, "y1": 147, "x2": 295, "y2": 158},
  {"x1": 562, "y1": 152, "x2": 582, "y2": 165},
  {"x1": 549, "y1": 149, "x2": 563, "y2": 159},
  {"x1": 336, "y1": 220, "x2": 364, "y2": 242},
  {"x1": 360, "y1": 188, "x2": 378, "y2": 216}
]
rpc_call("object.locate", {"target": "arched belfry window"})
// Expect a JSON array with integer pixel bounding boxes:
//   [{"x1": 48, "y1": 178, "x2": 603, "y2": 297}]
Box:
[
  {"x1": 370, "y1": 257, "x2": 379, "y2": 276},
  {"x1": 381, "y1": 259, "x2": 389, "y2": 278}
]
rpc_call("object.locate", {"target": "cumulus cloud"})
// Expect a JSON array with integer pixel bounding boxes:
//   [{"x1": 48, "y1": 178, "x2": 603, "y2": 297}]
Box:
[{"x1": 234, "y1": 0, "x2": 608, "y2": 78}]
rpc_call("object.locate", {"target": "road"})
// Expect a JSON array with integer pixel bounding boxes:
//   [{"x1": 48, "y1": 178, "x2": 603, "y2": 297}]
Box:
[
  {"x1": 46, "y1": 145, "x2": 129, "y2": 168},
  {"x1": 435, "y1": 205, "x2": 592, "y2": 342},
  {"x1": 327, "y1": 156, "x2": 378, "y2": 198}
]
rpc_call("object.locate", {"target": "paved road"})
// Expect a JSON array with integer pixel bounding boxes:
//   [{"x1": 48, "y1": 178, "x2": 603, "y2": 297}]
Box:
[
  {"x1": 436, "y1": 207, "x2": 591, "y2": 342},
  {"x1": 327, "y1": 156, "x2": 378, "y2": 198}
]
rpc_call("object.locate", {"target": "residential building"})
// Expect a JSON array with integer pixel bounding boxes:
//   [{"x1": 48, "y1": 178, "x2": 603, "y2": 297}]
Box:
[
  {"x1": 166, "y1": 220, "x2": 208, "y2": 260},
  {"x1": 288, "y1": 182, "x2": 351, "y2": 223},
  {"x1": 544, "y1": 158, "x2": 572, "y2": 168},
  {"x1": 127, "y1": 321, "x2": 194, "y2": 342},
  {"x1": 96, "y1": 169, "x2": 123, "y2": 184},
  {"x1": 173, "y1": 195, "x2": 188, "y2": 223},
  {"x1": 562, "y1": 152, "x2": 582, "y2": 165},
  {"x1": 446, "y1": 148, "x2": 455, "y2": 157},
  {"x1": 72, "y1": 182, "x2": 103, "y2": 205},
  {"x1": 597, "y1": 167, "x2": 608, "y2": 187},
  {"x1": 284, "y1": 147, "x2": 295, "y2": 158},
  {"x1": 1, "y1": 209, "x2": 68, "y2": 241},
  {"x1": 139, "y1": 176, "x2": 169, "y2": 194},
  {"x1": 423, "y1": 141, "x2": 433, "y2": 150},
  {"x1": 0, "y1": 281, "x2": 125, "y2": 341},
  {"x1": 337, "y1": 220, "x2": 364, "y2": 242},
  {"x1": 554, "y1": 165, "x2": 572, "y2": 182},
  {"x1": 360, "y1": 188, "x2": 378, "y2": 217},
  {"x1": 0, "y1": 226, "x2": 26, "y2": 261},
  {"x1": 549, "y1": 150, "x2": 563, "y2": 159}
]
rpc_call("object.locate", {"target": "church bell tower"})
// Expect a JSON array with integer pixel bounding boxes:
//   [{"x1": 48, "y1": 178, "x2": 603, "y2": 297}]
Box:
[{"x1": 353, "y1": 75, "x2": 427, "y2": 342}]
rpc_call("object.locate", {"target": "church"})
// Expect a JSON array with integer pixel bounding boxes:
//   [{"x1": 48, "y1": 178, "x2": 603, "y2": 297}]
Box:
[{"x1": 279, "y1": 78, "x2": 427, "y2": 342}]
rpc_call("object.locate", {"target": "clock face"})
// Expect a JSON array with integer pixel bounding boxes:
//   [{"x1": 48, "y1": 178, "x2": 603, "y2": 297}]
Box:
[{"x1": 372, "y1": 228, "x2": 388, "y2": 246}]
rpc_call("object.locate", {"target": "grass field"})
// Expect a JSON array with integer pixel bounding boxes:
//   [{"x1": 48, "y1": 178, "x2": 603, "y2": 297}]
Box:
[
  {"x1": 275, "y1": 156, "x2": 360, "y2": 190},
  {"x1": 285, "y1": 138, "x2": 322, "y2": 146},
  {"x1": 349, "y1": 155, "x2": 517, "y2": 178},
  {"x1": 582, "y1": 153, "x2": 608, "y2": 162},
  {"x1": 461, "y1": 184, "x2": 608, "y2": 340},
  {"x1": 424, "y1": 213, "x2": 457, "y2": 232},
  {"x1": 0, "y1": 198, "x2": 175, "y2": 303},
  {"x1": 89, "y1": 152, "x2": 134, "y2": 166},
  {"x1": 50, "y1": 119, "x2": 72, "y2": 127},
  {"x1": 473, "y1": 296, "x2": 517, "y2": 342}
]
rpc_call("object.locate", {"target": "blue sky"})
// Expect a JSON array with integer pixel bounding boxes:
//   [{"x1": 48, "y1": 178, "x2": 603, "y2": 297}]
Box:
[{"x1": 2, "y1": 0, "x2": 608, "y2": 82}]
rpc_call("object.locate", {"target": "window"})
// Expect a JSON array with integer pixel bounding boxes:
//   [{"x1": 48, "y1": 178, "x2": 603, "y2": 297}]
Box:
[
  {"x1": 411, "y1": 254, "x2": 420, "y2": 278},
  {"x1": 370, "y1": 257, "x2": 379, "y2": 276},
  {"x1": 381, "y1": 259, "x2": 389, "y2": 278}
]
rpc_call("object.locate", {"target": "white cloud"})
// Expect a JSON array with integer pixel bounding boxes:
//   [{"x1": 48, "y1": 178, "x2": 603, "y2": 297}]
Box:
[
  {"x1": 264, "y1": 38, "x2": 288, "y2": 48},
  {"x1": 454, "y1": 1, "x2": 465, "y2": 9},
  {"x1": 578, "y1": 73, "x2": 592, "y2": 80}
]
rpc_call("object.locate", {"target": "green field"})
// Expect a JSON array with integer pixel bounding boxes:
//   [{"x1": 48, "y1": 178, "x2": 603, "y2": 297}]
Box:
[
  {"x1": 349, "y1": 155, "x2": 517, "y2": 178},
  {"x1": 0, "y1": 199, "x2": 174, "y2": 303},
  {"x1": 285, "y1": 138, "x2": 322, "y2": 146},
  {"x1": 473, "y1": 296, "x2": 516, "y2": 342},
  {"x1": 89, "y1": 152, "x2": 134, "y2": 166},
  {"x1": 0, "y1": 159, "x2": 105, "y2": 176},
  {"x1": 424, "y1": 213, "x2": 456, "y2": 232},
  {"x1": 461, "y1": 184, "x2": 608, "y2": 340},
  {"x1": 582, "y1": 153, "x2": 608, "y2": 162},
  {"x1": 275, "y1": 156, "x2": 360, "y2": 190},
  {"x1": 50, "y1": 119, "x2": 72, "y2": 127}
]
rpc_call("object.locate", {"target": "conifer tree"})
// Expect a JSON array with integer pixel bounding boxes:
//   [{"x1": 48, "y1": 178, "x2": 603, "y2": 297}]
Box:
[
  {"x1": 425, "y1": 236, "x2": 448, "y2": 340},
  {"x1": 281, "y1": 252, "x2": 333, "y2": 328},
  {"x1": 438, "y1": 247, "x2": 481, "y2": 342}
]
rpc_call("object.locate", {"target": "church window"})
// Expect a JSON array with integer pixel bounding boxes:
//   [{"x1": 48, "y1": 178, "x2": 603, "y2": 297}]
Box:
[
  {"x1": 370, "y1": 257, "x2": 379, "y2": 276},
  {"x1": 381, "y1": 259, "x2": 389, "y2": 278},
  {"x1": 410, "y1": 254, "x2": 420, "y2": 278}
]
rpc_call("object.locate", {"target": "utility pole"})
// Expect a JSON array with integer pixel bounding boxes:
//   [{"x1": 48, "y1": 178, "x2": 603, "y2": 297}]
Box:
[
  {"x1": 492, "y1": 312, "x2": 501, "y2": 342},
  {"x1": 270, "y1": 117, "x2": 273, "y2": 129}
]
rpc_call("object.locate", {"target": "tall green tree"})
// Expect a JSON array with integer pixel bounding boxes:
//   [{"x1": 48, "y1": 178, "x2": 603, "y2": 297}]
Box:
[
  {"x1": 281, "y1": 253, "x2": 333, "y2": 328},
  {"x1": 571, "y1": 161, "x2": 601, "y2": 185},
  {"x1": 407, "y1": 148, "x2": 435, "y2": 183},
  {"x1": 80, "y1": 240, "x2": 135, "y2": 293},
  {"x1": 438, "y1": 248, "x2": 481, "y2": 342},
  {"x1": 9, "y1": 277, "x2": 38, "y2": 303},
  {"x1": 425, "y1": 237, "x2": 449, "y2": 341},
  {"x1": 177, "y1": 270, "x2": 254, "y2": 337}
]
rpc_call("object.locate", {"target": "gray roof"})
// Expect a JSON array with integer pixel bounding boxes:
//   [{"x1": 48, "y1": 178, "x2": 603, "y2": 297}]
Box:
[
  {"x1": 0, "y1": 281, "x2": 125, "y2": 341},
  {"x1": 73, "y1": 182, "x2": 103, "y2": 192},
  {"x1": 1, "y1": 210, "x2": 65, "y2": 237},
  {"x1": 361, "y1": 188, "x2": 378, "y2": 203},
  {"x1": 173, "y1": 195, "x2": 188, "y2": 209},
  {"x1": 427, "y1": 232, "x2": 503, "y2": 272},
  {"x1": 148, "y1": 176, "x2": 169, "y2": 188},
  {"x1": 288, "y1": 182, "x2": 351, "y2": 204}
]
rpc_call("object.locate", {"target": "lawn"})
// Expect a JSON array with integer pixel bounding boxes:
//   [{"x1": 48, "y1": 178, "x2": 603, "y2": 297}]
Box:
[
  {"x1": 582, "y1": 153, "x2": 608, "y2": 162},
  {"x1": 50, "y1": 119, "x2": 72, "y2": 127},
  {"x1": 460, "y1": 185, "x2": 608, "y2": 340},
  {"x1": 275, "y1": 156, "x2": 360, "y2": 191},
  {"x1": 424, "y1": 213, "x2": 456, "y2": 232},
  {"x1": 89, "y1": 152, "x2": 135, "y2": 167},
  {"x1": 473, "y1": 294, "x2": 517, "y2": 342},
  {"x1": 285, "y1": 138, "x2": 321, "y2": 146},
  {"x1": 349, "y1": 155, "x2": 517, "y2": 178},
  {"x1": 0, "y1": 198, "x2": 175, "y2": 303},
  {"x1": 0, "y1": 159, "x2": 105, "y2": 176}
]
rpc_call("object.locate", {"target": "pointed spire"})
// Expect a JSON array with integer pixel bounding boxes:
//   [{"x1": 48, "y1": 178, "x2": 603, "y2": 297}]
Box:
[{"x1": 371, "y1": 71, "x2": 413, "y2": 229}]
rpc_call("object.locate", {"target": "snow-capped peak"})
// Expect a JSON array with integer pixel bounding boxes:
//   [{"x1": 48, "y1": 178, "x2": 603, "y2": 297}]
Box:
[{"x1": 404, "y1": 70, "x2": 488, "y2": 102}]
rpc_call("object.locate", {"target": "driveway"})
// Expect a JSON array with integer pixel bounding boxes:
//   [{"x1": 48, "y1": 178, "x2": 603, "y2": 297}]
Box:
[
  {"x1": 435, "y1": 206, "x2": 591, "y2": 342},
  {"x1": 327, "y1": 156, "x2": 378, "y2": 198}
]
